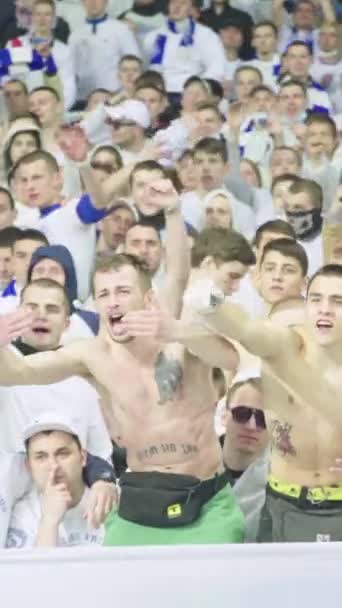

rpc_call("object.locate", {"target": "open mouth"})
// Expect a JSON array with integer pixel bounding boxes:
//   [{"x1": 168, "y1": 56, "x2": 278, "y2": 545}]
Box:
[
  {"x1": 32, "y1": 326, "x2": 50, "y2": 335},
  {"x1": 316, "y1": 320, "x2": 333, "y2": 330},
  {"x1": 108, "y1": 314, "x2": 127, "y2": 337}
]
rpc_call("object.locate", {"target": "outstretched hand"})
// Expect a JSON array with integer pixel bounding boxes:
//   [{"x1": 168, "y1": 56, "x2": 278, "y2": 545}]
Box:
[
  {"x1": 0, "y1": 309, "x2": 33, "y2": 347},
  {"x1": 120, "y1": 306, "x2": 177, "y2": 342}
]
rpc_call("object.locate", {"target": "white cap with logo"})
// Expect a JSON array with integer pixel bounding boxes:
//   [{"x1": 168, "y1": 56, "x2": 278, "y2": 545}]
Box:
[
  {"x1": 105, "y1": 100, "x2": 151, "y2": 129},
  {"x1": 23, "y1": 412, "x2": 86, "y2": 450}
]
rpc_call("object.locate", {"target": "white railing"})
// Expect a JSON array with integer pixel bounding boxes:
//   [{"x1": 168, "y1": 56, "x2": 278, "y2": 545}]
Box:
[{"x1": 0, "y1": 543, "x2": 341, "y2": 607}]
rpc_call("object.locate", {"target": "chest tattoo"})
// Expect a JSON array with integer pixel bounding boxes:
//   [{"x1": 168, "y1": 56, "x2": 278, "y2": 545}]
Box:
[
  {"x1": 272, "y1": 420, "x2": 297, "y2": 457},
  {"x1": 154, "y1": 352, "x2": 184, "y2": 405}
]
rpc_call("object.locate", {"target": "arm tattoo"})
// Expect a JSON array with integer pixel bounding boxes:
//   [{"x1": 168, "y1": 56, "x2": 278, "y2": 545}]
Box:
[
  {"x1": 272, "y1": 420, "x2": 297, "y2": 457},
  {"x1": 154, "y1": 352, "x2": 183, "y2": 405}
]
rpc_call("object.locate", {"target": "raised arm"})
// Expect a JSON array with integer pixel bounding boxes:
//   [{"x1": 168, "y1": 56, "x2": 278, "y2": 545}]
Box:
[
  {"x1": 146, "y1": 179, "x2": 190, "y2": 318},
  {"x1": 80, "y1": 141, "x2": 164, "y2": 209},
  {"x1": 0, "y1": 310, "x2": 89, "y2": 386},
  {"x1": 320, "y1": 0, "x2": 336, "y2": 24},
  {"x1": 183, "y1": 279, "x2": 298, "y2": 359},
  {"x1": 272, "y1": 0, "x2": 286, "y2": 29},
  {"x1": 120, "y1": 308, "x2": 239, "y2": 372},
  {"x1": 80, "y1": 162, "x2": 134, "y2": 209}
]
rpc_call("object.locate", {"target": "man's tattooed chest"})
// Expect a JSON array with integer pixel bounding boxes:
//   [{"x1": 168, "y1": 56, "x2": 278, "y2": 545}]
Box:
[
  {"x1": 271, "y1": 420, "x2": 297, "y2": 457},
  {"x1": 154, "y1": 352, "x2": 184, "y2": 405}
]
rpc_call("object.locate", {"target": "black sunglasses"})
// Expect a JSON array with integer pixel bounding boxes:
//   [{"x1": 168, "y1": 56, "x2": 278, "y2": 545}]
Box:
[
  {"x1": 90, "y1": 161, "x2": 117, "y2": 175},
  {"x1": 230, "y1": 406, "x2": 266, "y2": 429}
]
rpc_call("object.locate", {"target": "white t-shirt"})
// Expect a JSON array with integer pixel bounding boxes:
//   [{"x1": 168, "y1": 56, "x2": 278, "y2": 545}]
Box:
[
  {"x1": 223, "y1": 58, "x2": 242, "y2": 83},
  {"x1": 143, "y1": 21, "x2": 226, "y2": 93},
  {"x1": 6, "y1": 487, "x2": 104, "y2": 548},
  {"x1": 0, "y1": 453, "x2": 29, "y2": 548},
  {"x1": 69, "y1": 17, "x2": 141, "y2": 100},
  {"x1": 299, "y1": 233, "x2": 323, "y2": 277},
  {"x1": 250, "y1": 55, "x2": 281, "y2": 91},
  {"x1": 277, "y1": 25, "x2": 320, "y2": 55},
  {"x1": 0, "y1": 347, "x2": 112, "y2": 460},
  {"x1": 38, "y1": 196, "x2": 105, "y2": 302}
]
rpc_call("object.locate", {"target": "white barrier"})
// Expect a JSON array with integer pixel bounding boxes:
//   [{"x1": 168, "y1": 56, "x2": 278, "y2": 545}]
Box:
[{"x1": 0, "y1": 543, "x2": 341, "y2": 607}]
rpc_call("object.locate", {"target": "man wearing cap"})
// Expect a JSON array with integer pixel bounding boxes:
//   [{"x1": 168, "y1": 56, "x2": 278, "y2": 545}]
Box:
[
  {"x1": 69, "y1": 0, "x2": 141, "y2": 104},
  {"x1": 143, "y1": 0, "x2": 226, "y2": 96},
  {"x1": 6, "y1": 413, "x2": 106, "y2": 548},
  {"x1": 104, "y1": 99, "x2": 153, "y2": 164}
]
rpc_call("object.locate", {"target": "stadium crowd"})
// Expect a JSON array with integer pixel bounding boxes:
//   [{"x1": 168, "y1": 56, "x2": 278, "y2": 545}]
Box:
[{"x1": 0, "y1": 0, "x2": 342, "y2": 548}]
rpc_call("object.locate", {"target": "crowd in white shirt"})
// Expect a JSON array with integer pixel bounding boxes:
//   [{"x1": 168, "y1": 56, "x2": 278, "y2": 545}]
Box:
[{"x1": 0, "y1": 0, "x2": 342, "y2": 550}]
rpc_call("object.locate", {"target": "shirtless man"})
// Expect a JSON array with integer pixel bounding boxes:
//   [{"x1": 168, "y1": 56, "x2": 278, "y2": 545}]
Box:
[
  {"x1": 186, "y1": 265, "x2": 342, "y2": 542},
  {"x1": 0, "y1": 183, "x2": 249, "y2": 546}
]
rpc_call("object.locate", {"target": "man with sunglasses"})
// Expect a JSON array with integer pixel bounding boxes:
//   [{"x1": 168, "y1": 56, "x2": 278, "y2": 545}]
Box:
[{"x1": 221, "y1": 376, "x2": 269, "y2": 541}]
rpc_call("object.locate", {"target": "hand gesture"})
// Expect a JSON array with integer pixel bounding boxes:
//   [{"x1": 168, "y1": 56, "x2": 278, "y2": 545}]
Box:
[
  {"x1": 57, "y1": 125, "x2": 89, "y2": 163},
  {"x1": 84, "y1": 481, "x2": 118, "y2": 529},
  {"x1": 0, "y1": 309, "x2": 33, "y2": 347},
  {"x1": 40, "y1": 466, "x2": 72, "y2": 525},
  {"x1": 143, "y1": 178, "x2": 179, "y2": 213},
  {"x1": 121, "y1": 306, "x2": 177, "y2": 342},
  {"x1": 267, "y1": 112, "x2": 283, "y2": 137},
  {"x1": 183, "y1": 279, "x2": 225, "y2": 315}
]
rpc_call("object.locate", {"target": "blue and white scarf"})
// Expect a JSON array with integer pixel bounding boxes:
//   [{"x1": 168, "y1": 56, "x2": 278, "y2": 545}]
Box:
[{"x1": 151, "y1": 17, "x2": 196, "y2": 65}]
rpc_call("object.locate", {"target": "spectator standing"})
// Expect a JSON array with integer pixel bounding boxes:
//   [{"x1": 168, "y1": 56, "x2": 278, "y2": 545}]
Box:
[
  {"x1": 200, "y1": 0, "x2": 254, "y2": 60},
  {"x1": 7, "y1": 0, "x2": 76, "y2": 110},
  {"x1": 69, "y1": 0, "x2": 141, "y2": 103},
  {"x1": 143, "y1": 0, "x2": 226, "y2": 96}
]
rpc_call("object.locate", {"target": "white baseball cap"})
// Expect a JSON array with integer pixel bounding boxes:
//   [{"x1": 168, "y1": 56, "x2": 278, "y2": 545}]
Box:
[
  {"x1": 23, "y1": 412, "x2": 86, "y2": 449},
  {"x1": 105, "y1": 100, "x2": 151, "y2": 129}
]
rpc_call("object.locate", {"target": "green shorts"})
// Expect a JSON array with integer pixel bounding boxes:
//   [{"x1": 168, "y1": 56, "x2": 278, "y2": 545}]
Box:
[{"x1": 104, "y1": 485, "x2": 245, "y2": 546}]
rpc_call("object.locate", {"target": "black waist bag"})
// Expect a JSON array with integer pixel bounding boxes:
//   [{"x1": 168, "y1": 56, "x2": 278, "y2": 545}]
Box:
[{"x1": 118, "y1": 471, "x2": 228, "y2": 528}]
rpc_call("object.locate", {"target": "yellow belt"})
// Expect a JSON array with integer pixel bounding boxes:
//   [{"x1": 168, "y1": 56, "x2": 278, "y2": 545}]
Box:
[{"x1": 268, "y1": 474, "x2": 342, "y2": 502}]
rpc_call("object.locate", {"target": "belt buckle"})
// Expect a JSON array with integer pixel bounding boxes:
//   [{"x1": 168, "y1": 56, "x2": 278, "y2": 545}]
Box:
[{"x1": 307, "y1": 487, "x2": 329, "y2": 505}]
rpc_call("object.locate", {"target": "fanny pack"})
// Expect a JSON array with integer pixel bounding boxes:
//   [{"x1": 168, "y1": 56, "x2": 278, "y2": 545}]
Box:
[{"x1": 118, "y1": 471, "x2": 228, "y2": 528}]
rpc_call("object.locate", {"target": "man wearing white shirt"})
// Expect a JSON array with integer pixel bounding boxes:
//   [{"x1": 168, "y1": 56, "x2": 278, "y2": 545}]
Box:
[
  {"x1": 12, "y1": 149, "x2": 111, "y2": 302},
  {"x1": 250, "y1": 21, "x2": 281, "y2": 91},
  {"x1": 105, "y1": 99, "x2": 152, "y2": 164},
  {"x1": 181, "y1": 138, "x2": 256, "y2": 238},
  {"x1": 281, "y1": 41, "x2": 332, "y2": 113},
  {"x1": 273, "y1": 0, "x2": 336, "y2": 55},
  {"x1": 310, "y1": 23, "x2": 342, "y2": 114},
  {"x1": 217, "y1": 22, "x2": 243, "y2": 97},
  {"x1": 0, "y1": 279, "x2": 111, "y2": 454},
  {"x1": 69, "y1": 0, "x2": 141, "y2": 102},
  {"x1": 6, "y1": 414, "x2": 105, "y2": 548},
  {"x1": 8, "y1": 0, "x2": 76, "y2": 110},
  {"x1": 143, "y1": 0, "x2": 226, "y2": 94},
  {"x1": 28, "y1": 86, "x2": 81, "y2": 199},
  {"x1": 284, "y1": 177, "x2": 323, "y2": 275}
]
